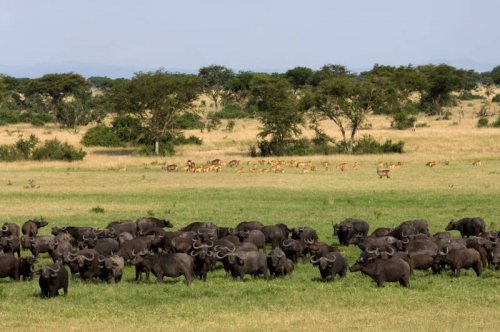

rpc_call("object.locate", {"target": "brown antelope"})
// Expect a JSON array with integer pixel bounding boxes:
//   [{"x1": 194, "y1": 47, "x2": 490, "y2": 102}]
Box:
[
  {"x1": 426, "y1": 161, "x2": 437, "y2": 168},
  {"x1": 310, "y1": 166, "x2": 318, "y2": 172},
  {"x1": 352, "y1": 162, "x2": 360, "y2": 170},
  {"x1": 228, "y1": 160, "x2": 240, "y2": 167},
  {"x1": 163, "y1": 164, "x2": 178, "y2": 172},
  {"x1": 472, "y1": 160, "x2": 482, "y2": 166},
  {"x1": 237, "y1": 167, "x2": 246, "y2": 173},
  {"x1": 338, "y1": 163, "x2": 348, "y2": 172},
  {"x1": 301, "y1": 168, "x2": 310, "y2": 174},
  {"x1": 376, "y1": 168, "x2": 390, "y2": 179}
]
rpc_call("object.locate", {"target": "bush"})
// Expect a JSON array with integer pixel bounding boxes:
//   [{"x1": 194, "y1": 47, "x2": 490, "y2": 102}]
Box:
[
  {"x1": 112, "y1": 115, "x2": 144, "y2": 142},
  {"x1": 492, "y1": 94, "x2": 500, "y2": 103},
  {"x1": 492, "y1": 116, "x2": 500, "y2": 128},
  {"x1": 477, "y1": 117, "x2": 489, "y2": 128},
  {"x1": 352, "y1": 135, "x2": 404, "y2": 154},
  {"x1": 391, "y1": 112, "x2": 416, "y2": 130},
  {"x1": 216, "y1": 104, "x2": 249, "y2": 119},
  {"x1": 459, "y1": 91, "x2": 483, "y2": 100},
  {"x1": 173, "y1": 113, "x2": 200, "y2": 129},
  {"x1": 0, "y1": 109, "x2": 21, "y2": 125},
  {"x1": 32, "y1": 139, "x2": 86, "y2": 161},
  {"x1": 81, "y1": 125, "x2": 124, "y2": 147}
]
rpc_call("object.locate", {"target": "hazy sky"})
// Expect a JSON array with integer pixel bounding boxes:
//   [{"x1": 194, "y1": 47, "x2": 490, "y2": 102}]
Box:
[{"x1": 1, "y1": 0, "x2": 499, "y2": 76}]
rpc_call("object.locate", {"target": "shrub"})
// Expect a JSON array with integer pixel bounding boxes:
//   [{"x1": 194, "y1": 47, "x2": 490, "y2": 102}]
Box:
[
  {"x1": 90, "y1": 206, "x2": 105, "y2": 213},
  {"x1": 0, "y1": 109, "x2": 21, "y2": 125},
  {"x1": 477, "y1": 117, "x2": 489, "y2": 128},
  {"x1": 112, "y1": 115, "x2": 143, "y2": 142},
  {"x1": 459, "y1": 91, "x2": 483, "y2": 100},
  {"x1": 492, "y1": 116, "x2": 500, "y2": 128},
  {"x1": 81, "y1": 125, "x2": 124, "y2": 147},
  {"x1": 32, "y1": 138, "x2": 86, "y2": 161},
  {"x1": 391, "y1": 112, "x2": 416, "y2": 130},
  {"x1": 173, "y1": 113, "x2": 200, "y2": 129},
  {"x1": 492, "y1": 94, "x2": 500, "y2": 103},
  {"x1": 216, "y1": 104, "x2": 249, "y2": 119},
  {"x1": 352, "y1": 135, "x2": 404, "y2": 154}
]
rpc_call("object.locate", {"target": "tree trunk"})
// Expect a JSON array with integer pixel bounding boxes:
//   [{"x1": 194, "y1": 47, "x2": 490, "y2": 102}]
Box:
[{"x1": 155, "y1": 140, "x2": 160, "y2": 155}]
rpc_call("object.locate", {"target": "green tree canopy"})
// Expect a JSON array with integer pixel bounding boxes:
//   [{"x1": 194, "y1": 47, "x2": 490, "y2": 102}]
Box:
[
  {"x1": 198, "y1": 65, "x2": 234, "y2": 110},
  {"x1": 108, "y1": 69, "x2": 203, "y2": 154},
  {"x1": 418, "y1": 64, "x2": 468, "y2": 116},
  {"x1": 250, "y1": 74, "x2": 304, "y2": 155},
  {"x1": 303, "y1": 75, "x2": 381, "y2": 153},
  {"x1": 285, "y1": 66, "x2": 314, "y2": 90}
]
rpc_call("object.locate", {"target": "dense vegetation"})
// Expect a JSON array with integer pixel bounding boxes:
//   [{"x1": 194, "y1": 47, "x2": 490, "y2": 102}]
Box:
[{"x1": 1, "y1": 64, "x2": 499, "y2": 156}]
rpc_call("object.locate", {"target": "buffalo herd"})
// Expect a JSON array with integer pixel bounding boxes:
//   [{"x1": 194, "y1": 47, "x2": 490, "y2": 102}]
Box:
[{"x1": 0, "y1": 216, "x2": 498, "y2": 297}]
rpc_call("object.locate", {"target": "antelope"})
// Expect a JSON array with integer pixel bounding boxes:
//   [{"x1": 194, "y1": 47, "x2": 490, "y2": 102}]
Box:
[
  {"x1": 301, "y1": 168, "x2": 310, "y2": 174},
  {"x1": 228, "y1": 160, "x2": 240, "y2": 167},
  {"x1": 426, "y1": 161, "x2": 437, "y2": 168},
  {"x1": 352, "y1": 162, "x2": 360, "y2": 170},
  {"x1": 310, "y1": 166, "x2": 318, "y2": 172},
  {"x1": 338, "y1": 163, "x2": 348, "y2": 172},
  {"x1": 237, "y1": 167, "x2": 246, "y2": 173},
  {"x1": 163, "y1": 164, "x2": 178, "y2": 172},
  {"x1": 472, "y1": 160, "x2": 481, "y2": 166},
  {"x1": 376, "y1": 168, "x2": 390, "y2": 179}
]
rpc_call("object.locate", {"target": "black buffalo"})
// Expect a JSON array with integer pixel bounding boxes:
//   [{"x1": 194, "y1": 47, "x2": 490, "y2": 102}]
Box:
[
  {"x1": 350, "y1": 251, "x2": 411, "y2": 287},
  {"x1": 39, "y1": 264, "x2": 68, "y2": 297},
  {"x1": 22, "y1": 219, "x2": 48, "y2": 237},
  {"x1": 310, "y1": 252, "x2": 348, "y2": 281},
  {"x1": 267, "y1": 248, "x2": 294, "y2": 277},
  {"x1": 151, "y1": 253, "x2": 194, "y2": 285},
  {"x1": 0, "y1": 254, "x2": 19, "y2": 280},
  {"x1": 434, "y1": 247, "x2": 482, "y2": 277},
  {"x1": 333, "y1": 218, "x2": 370, "y2": 245},
  {"x1": 446, "y1": 218, "x2": 486, "y2": 238},
  {"x1": 136, "y1": 217, "x2": 173, "y2": 234}
]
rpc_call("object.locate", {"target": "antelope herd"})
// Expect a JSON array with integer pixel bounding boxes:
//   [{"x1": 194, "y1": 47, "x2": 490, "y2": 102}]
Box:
[
  {"x1": 151, "y1": 158, "x2": 485, "y2": 177},
  {"x1": 0, "y1": 216, "x2": 498, "y2": 297}
]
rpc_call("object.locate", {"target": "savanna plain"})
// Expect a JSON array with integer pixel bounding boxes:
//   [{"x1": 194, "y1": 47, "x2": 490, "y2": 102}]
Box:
[{"x1": 0, "y1": 99, "x2": 499, "y2": 331}]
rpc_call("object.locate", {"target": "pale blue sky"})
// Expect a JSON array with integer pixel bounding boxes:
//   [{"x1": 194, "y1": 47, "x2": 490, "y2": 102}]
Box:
[{"x1": 0, "y1": 0, "x2": 498, "y2": 77}]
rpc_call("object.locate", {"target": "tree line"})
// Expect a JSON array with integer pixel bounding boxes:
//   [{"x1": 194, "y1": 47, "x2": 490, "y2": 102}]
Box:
[{"x1": 0, "y1": 64, "x2": 499, "y2": 156}]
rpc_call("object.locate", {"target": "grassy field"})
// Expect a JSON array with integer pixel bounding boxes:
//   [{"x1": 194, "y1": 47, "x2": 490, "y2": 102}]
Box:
[{"x1": 0, "y1": 102, "x2": 500, "y2": 331}]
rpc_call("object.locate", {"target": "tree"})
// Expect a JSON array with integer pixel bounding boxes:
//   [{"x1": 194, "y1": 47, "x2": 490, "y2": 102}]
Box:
[
  {"x1": 310, "y1": 64, "x2": 352, "y2": 86},
  {"x1": 30, "y1": 73, "x2": 91, "y2": 105},
  {"x1": 108, "y1": 70, "x2": 203, "y2": 155},
  {"x1": 0, "y1": 75, "x2": 7, "y2": 107},
  {"x1": 362, "y1": 64, "x2": 427, "y2": 114},
  {"x1": 490, "y1": 66, "x2": 500, "y2": 85},
  {"x1": 250, "y1": 74, "x2": 304, "y2": 155},
  {"x1": 418, "y1": 64, "x2": 468, "y2": 116},
  {"x1": 87, "y1": 76, "x2": 114, "y2": 91},
  {"x1": 225, "y1": 71, "x2": 256, "y2": 109},
  {"x1": 198, "y1": 65, "x2": 234, "y2": 111},
  {"x1": 303, "y1": 75, "x2": 381, "y2": 153},
  {"x1": 285, "y1": 66, "x2": 314, "y2": 90}
]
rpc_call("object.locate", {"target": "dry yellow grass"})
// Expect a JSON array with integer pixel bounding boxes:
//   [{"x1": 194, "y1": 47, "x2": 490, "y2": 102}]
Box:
[{"x1": 0, "y1": 99, "x2": 498, "y2": 171}]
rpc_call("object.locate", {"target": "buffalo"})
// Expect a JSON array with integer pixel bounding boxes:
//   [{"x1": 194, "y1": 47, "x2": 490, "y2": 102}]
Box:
[
  {"x1": 446, "y1": 218, "x2": 486, "y2": 238},
  {"x1": 267, "y1": 248, "x2": 294, "y2": 277},
  {"x1": 333, "y1": 218, "x2": 369, "y2": 245},
  {"x1": 434, "y1": 247, "x2": 482, "y2": 277},
  {"x1": 136, "y1": 217, "x2": 173, "y2": 235},
  {"x1": 350, "y1": 250, "x2": 411, "y2": 287},
  {"x1": 310, "y1": 252, "x2": 348, "y2": 280},
  {"x1": 22, "y1": 219, "x2": 48, "y2": 237},
  {"x1": 0, "y1": 254, "x2": 19, "y2": 280},
  {"x1": 39, "y1": 264, "x2": 68, "y2": 298},
  {"x1": 150, "y1": 253, "x2": 194, "y2": 285}
]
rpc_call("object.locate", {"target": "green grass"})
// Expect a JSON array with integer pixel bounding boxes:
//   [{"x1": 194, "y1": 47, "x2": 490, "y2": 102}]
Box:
[{"x1": 0, "y1": 161, "x2": 499, "y2": 331}]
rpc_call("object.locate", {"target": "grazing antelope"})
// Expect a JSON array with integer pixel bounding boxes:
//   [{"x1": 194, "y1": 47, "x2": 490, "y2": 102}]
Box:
[
  {"x1": 310, "y1": 166, "x2": 318, "y2": 172},
  {"x1": 186, "y1": 160, "x2": 195, "y2": 168},
  {"x1": 389, "y1": 161, "x2": 401, "y2": 169},
  {"x1": 301, "y1": 168, "x2": 310, "y2": 174},
  {"x1": 352, "y1": 162, "x2": 360, "y2": 170},
  {"x1": 472, "y1": 160, "x2": 482, "y2": 166},
  {"x1": 237, "y1": 167, "x2": 246, "y2": 173},
  {"x1": 426, "y1": 161, "x2": 437, "y2": 168},
  {"x1": 376, "y1": 168, "x2": 390, "y2": 179},
  {"x1": 228, "y1": 160, "x2": 240, "y2": 167},
  {"x1": 163, "y1": 164, "x2": 178, "y2": 172},
  {"x1": 337, "y1": 163, "x2": 348, "y2": 172}
]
